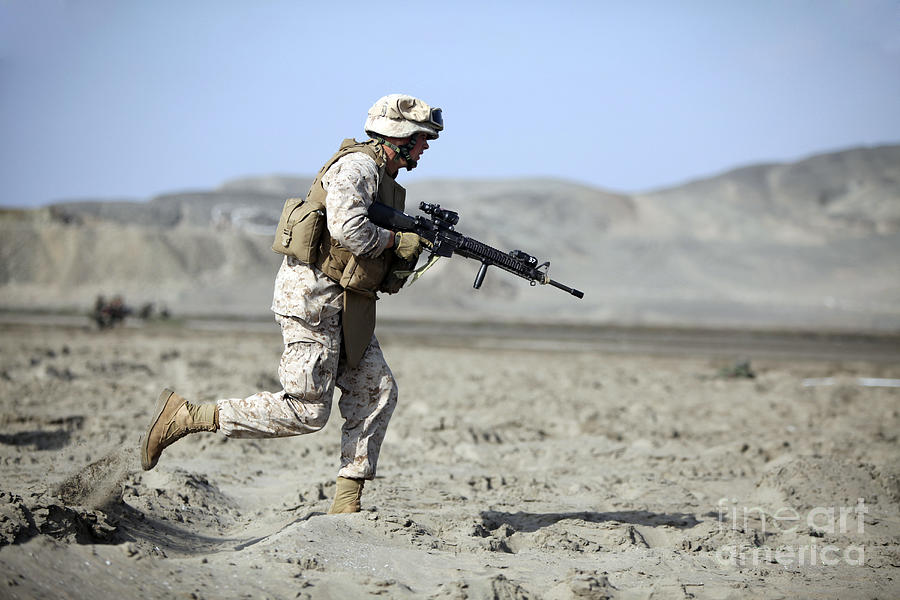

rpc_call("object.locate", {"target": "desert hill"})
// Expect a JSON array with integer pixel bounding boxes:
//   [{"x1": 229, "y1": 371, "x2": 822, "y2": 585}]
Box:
[
  {"x1": 1, "y1": 145, "x2": 898, "y2": 331},
  {"x1": 631, "y1": 145, "x2": 900, "y2": 242}
]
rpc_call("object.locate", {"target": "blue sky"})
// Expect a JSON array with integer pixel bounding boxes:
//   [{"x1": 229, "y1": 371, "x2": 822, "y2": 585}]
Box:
[{"x1": 1, "y1": 0, "x2": 898, "y2": 207}]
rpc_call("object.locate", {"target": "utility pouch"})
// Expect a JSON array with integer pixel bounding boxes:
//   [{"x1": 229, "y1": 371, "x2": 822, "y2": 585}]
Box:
[
  {"x1": 272, "y1": 197, "x2": 326, "y2": 263},
  {"x1": 379, "y1": 254, "x2": 418, "y2": 294},
  {"x1": 338, "y1": 254, "x2": 390, "y2": 297}
]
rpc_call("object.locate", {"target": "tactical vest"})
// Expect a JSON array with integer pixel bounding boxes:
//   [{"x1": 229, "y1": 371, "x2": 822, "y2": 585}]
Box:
[
  {"x1": 272, "y1": 138, "x2": 406, "y2": 367},
  {"x1": 310, "y1": 139, "x2": 406, "y2": 293}
]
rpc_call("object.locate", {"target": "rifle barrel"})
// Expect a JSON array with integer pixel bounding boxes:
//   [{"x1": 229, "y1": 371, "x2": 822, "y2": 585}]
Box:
[{"x1": 549, "y1": 279, "x2": 584, "y2": 299}]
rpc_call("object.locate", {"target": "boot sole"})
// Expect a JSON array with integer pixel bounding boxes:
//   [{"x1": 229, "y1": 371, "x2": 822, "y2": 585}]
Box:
[{"x1": 140, "y1": 388, "x2": 176, "y2": 471}]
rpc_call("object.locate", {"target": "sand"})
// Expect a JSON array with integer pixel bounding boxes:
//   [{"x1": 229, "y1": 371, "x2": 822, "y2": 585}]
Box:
[{"x1": 0, "y1": 320, "x2": 898, "y2": 599}]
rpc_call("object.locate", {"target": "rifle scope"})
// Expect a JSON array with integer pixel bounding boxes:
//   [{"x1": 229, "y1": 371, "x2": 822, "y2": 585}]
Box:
[{"x1": 419, "y1": 202, "x2": 459, "y2": 227}]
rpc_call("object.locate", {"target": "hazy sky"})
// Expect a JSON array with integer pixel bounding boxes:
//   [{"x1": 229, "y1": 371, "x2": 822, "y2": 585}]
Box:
[{"x1": 1, "y1": 0, "x2": 899, "y2": 207}]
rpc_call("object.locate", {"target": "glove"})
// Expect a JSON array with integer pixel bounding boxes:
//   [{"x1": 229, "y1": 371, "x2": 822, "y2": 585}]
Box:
[{"x1": 393, "y1": 232, "x2": 429, "y2": 261}]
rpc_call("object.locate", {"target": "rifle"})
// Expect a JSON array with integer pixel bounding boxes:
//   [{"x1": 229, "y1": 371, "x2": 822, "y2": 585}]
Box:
[{"x1": 369, "y1": 201, "x2": 584, "y2": 299}]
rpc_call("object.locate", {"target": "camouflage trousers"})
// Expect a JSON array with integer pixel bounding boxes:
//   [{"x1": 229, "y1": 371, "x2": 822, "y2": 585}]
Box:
[{"x1": 216, "y1": 312, "x2": 398, "y2": 480}]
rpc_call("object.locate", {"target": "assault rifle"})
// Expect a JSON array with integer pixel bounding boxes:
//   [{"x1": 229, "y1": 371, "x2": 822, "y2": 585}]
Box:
[{"x1": 368, "y1": 201, "x2": 584, "y2": 299}]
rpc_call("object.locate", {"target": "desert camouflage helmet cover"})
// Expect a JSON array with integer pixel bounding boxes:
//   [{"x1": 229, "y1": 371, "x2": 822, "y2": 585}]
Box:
[{"x1": 365, "y1": 94, "x2": 443, "y2": 140}]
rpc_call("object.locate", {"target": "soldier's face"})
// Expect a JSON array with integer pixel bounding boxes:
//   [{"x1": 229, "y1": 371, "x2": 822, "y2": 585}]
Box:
[{"x1": 408, "y1": 134, "x2": 429, "y2": 163}]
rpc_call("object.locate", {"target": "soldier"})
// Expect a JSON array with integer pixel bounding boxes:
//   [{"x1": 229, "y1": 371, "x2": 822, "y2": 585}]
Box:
[{"x1": 140, "y1": 94, "x2": 443, "y2": 513}]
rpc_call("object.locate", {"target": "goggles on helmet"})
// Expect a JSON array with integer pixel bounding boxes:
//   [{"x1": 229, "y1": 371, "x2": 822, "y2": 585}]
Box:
[{"x1": 428, "y1": 108, "x2": 443, "y2": 130}]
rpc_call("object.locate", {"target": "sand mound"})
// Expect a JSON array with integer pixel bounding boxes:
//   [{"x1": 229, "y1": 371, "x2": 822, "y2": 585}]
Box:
[
  {"x1": 754, "y1": 455, "x2": 891, "y2": 511},
  {"x1": 0, "y1": 490, "x2": 117, "y2": 547}
]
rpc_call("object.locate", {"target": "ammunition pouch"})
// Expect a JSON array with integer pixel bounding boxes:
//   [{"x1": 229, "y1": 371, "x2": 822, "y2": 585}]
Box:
[{"x1": 338, "y1": 254, "x2": 391, "y2": 297}]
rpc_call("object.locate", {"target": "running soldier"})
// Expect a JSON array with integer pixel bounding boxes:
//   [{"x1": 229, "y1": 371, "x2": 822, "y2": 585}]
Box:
[{"x1": 141, "y1": 94, "x2": 443, "y2": 513}]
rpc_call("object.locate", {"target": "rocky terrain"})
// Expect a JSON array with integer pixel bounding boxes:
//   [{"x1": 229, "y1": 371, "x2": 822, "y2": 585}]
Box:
[{"x1": 1, "y1": 145, "x2": 899, "y2": 331}]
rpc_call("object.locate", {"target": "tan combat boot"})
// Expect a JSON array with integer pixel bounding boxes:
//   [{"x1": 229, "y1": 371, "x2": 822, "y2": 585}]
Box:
[
  {"x1": 141, "y1": 388, "x2": 218, "y2": 471},
  {"x1": 328, "y1": 477, "x2": 364, "y2": 514}
]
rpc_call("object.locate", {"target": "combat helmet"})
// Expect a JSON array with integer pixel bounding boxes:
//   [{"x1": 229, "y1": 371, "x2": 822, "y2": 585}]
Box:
[{"x1": 365, "y1": 94, "x2": 443, "y2": 170}]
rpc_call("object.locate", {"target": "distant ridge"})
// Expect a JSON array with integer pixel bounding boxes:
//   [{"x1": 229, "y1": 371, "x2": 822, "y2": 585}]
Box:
[
  {"x1": 633, "y1": 144, "x2": 900, "y2": 241},
  {"x1": 1, "y1": 145, "x2": 898, "y2": 332},
  {"x1": 217, "y1": 174, "x2": 313, "y2": 197}
]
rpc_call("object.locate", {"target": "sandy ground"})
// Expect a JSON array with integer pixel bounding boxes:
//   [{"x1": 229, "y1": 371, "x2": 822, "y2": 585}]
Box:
[{"x1": 0, "y1": 320, "x2": 898, "y2": 599}]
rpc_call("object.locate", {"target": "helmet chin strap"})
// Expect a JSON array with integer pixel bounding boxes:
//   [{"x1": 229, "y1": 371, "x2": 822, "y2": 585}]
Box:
[{"x1": 371, "y1": 135, "x2": 419, "y2": 171}]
